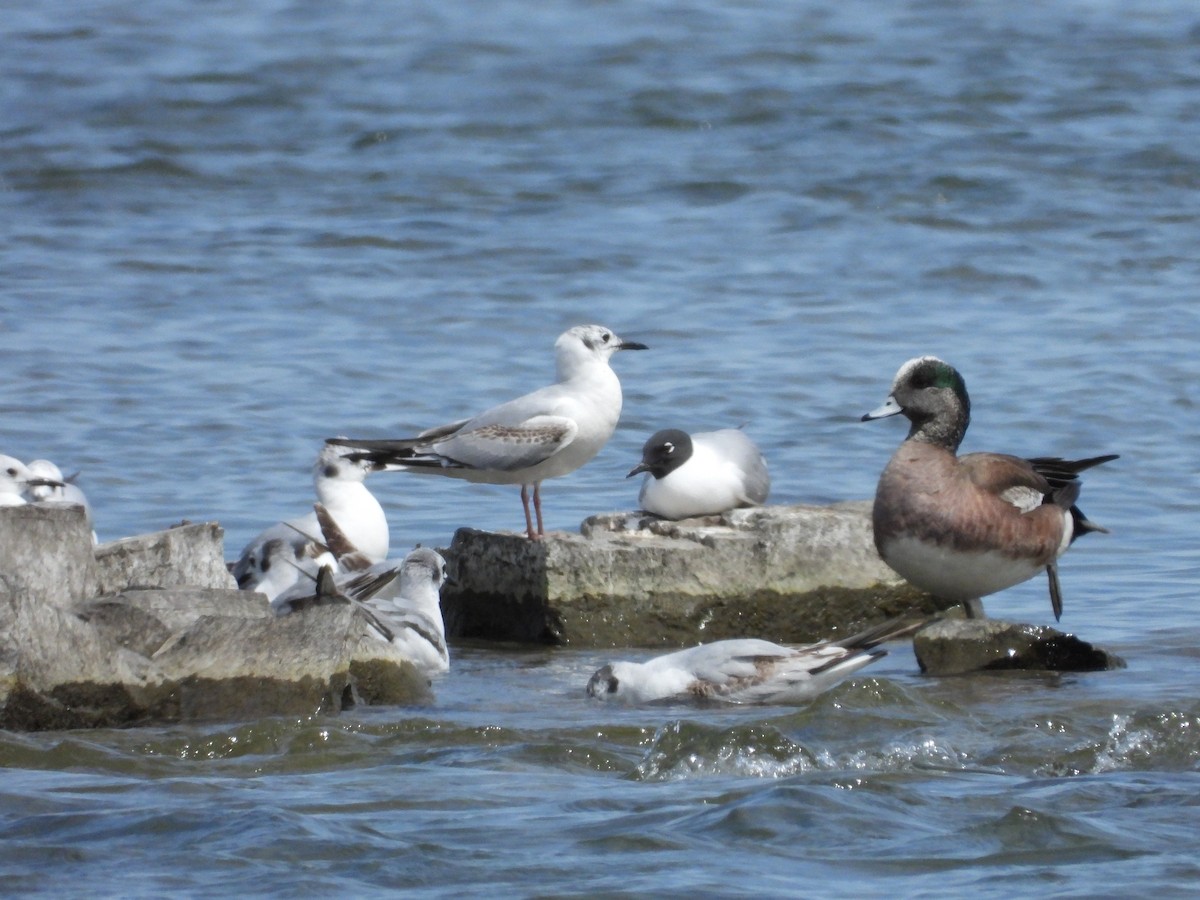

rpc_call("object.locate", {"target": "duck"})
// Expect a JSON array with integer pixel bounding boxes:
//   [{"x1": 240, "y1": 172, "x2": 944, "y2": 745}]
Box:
[{"x1": 862, "y1": 355, "x2": 1117, "y2": 620}]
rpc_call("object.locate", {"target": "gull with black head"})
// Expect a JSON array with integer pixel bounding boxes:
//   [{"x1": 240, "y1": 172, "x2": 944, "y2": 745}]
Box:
[{"x1": 629, "y1": 427, "x2": 769, "y2": 520}]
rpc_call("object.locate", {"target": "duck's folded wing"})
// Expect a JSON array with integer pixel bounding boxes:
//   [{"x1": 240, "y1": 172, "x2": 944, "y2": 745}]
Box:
[{"x1": 959, "y1": 452, "x2": 1053, "y2": 513}]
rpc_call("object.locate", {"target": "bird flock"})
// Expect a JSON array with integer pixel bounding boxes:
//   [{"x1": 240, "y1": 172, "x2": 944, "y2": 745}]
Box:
[{"x1": 11, "y1": 326, "x2": 1117, "y2": 706}]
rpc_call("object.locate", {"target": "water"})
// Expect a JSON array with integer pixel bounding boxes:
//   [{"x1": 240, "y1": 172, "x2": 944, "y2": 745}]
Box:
[{"x1": 3, "y1": 0, "x2": 1200, "y2": 894}]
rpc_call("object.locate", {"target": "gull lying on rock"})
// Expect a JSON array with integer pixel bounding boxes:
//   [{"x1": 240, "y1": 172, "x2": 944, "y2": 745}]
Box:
[
  {"x1": 274, "y1": 547, "x2": 451, "y2": 675},
  {"x1": 0, "y1": 454, "x2": 63, "y2": 508},
  {"x1": 23, "y1": 459, "x2": 97, "y2": 542},
  {"x1": 629, "y1": 427, "x2": 769, "y2": 520}
]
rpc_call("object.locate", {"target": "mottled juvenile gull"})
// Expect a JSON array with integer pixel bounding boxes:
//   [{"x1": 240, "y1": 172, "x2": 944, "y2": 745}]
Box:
[{"x1": 587, "y1": 620, "x2": 918, "y2": 705}]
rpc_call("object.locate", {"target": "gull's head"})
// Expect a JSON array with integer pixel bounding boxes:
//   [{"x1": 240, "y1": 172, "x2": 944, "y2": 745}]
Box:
[
  {"x1": 556, "y1": 324, "x2": 648, "y2": 374},
  {"x1": 401, "y1": 547, "x2": 451, "y2": 593},
  {"x1": 585, "y1": 663, "x2": 622, "y2": 700},
  {"x1": 315, "y1": 442, "x2": 382, "y2": 485},
  {"x1": 0, "y1": 455, "x2": 30, "y2": 497},
  {"x1": 24, "y1": 459, "x2": 66, "y2": 501},
  {"x1": 628, "y1": 428, "x2": 693, "y2": 480},
  {"x1": 0, "y1": 454, "x2": 63, "y2": 500}
]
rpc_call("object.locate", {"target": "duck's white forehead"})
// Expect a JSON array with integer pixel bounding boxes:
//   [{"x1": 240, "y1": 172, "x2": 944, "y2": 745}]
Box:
[{"x1": 892, "y1": 355, "x2": 946, "y2": 390}]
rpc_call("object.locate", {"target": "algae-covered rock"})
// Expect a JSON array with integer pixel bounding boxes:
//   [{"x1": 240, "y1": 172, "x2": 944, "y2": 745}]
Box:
[
  {"x1": 152, "y1": 604, "x2": 434, "y2": 719},
  {"x1": 0, "y1": 585, "x2": 171, "y2": 730},
  {"x1": 442, "y1": 501, "x2": 957, "y2": 647},
  {"x1": 913, "y1": 617, "x2": 1126, "y2": 675}
]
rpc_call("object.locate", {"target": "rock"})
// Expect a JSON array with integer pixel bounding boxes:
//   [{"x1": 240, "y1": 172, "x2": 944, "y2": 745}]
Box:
[
  {"x1": 0, "y1": 586, "x2": 171, "y2": 730},
  {"x1": 152, "y1": 605, "x2": 434, "y2": 720},
  {"x1": 95, "y1": 522, "x2": 237, "y2": 595},
  {"x1": 441, "y1": 502, "x2": 956, "y2": 647},
  {"x1": 912, "y1": 618, "x2": 1127, "y2": 675},
  {"x1": 73, "y1": 588, "x2": 270, "y2": 657},
  {"x1": 0, "y1": 505, "x2": 98, "y2": 609},
  {"x1": 0, "y1": 508, "x2": 432, "y2": 730}
]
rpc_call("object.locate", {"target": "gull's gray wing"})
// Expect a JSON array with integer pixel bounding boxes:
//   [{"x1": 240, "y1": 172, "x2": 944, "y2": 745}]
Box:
[
  {"x1": 702, "y1": 430, "x2": 770, "y2": 504},
  {"x1": 429, "y1": 415, "x2": 578, "y2": 471}
]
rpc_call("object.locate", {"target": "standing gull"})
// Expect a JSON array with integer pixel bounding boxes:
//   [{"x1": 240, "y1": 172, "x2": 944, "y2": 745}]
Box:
[
  {"x1": 586, "y1": 620, "x2": 917, "y2": 705},
  {"x1": 862, "y1": 355, "x2": 1117, "y2": 621},
  {"x1": 329, "y1": 324, "x2": 648, "y2": 540},
  {"x1": 629, "y1": 427, "x2": 770, "y2": 520}
]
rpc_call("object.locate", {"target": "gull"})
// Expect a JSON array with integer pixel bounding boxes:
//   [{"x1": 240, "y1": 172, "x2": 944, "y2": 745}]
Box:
[
  {"x1": 0, "y1": 455, "x2": 62, "y2": 507},
  {"x1": 629, "y1": 427, "x2": 770, "y2": 520},
  {"x1": 862, "y1": 355, "x2": 1117, "y2": 621},
  {"x1": 329, "y1": 324, "x2": 648, "y2": 540},
  {"x1": 231, "y1": 444, "x2": 389, "y2": 600},
  {"x1": 274, "y1": 547, "x2": 452, "y2": 674},
  {"x1": 586, "y1": 619, "x2": 919, "y2": 705},
  {"x1": 24, "y1": 459, "x2": 97, "y2": 542}
]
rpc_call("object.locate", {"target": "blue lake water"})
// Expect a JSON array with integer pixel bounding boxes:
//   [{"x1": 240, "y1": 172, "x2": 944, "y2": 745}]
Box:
[{"x1": 3, "y1": 0, "x2": 1200, "y2": 895}]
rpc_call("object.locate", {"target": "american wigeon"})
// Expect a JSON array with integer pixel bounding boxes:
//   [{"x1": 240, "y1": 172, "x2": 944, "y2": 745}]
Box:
[
  {"x1": 628, "y1": 427, "x2": 770, "y2": 520},
  {"x1": 862, "y1": 356, "x2": 1117, "y2": 621}
]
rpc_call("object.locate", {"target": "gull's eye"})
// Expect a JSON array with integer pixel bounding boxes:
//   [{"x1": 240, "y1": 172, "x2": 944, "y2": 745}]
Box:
[
  {"x1": 323, "y1": 464, "x2": 338, "y2": 478},
  {"x1": 6, "y1": 468, "x2": 17, "y2": 478},
  {"x1": 607, "y1": 677, "x2": 619, "y2": 694},
  {"x1": 600, "y1": 332, "x2": 611, "y2": 343},
  {"x1": 663, "y1": 442, "x2": 675, "y2": 455}
]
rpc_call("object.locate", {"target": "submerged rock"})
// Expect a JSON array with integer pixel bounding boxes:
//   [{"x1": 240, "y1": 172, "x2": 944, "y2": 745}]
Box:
[
  {"x1": 441, "y1": 501, "x2": 957, "y2": 647},
  {"x1": 912, "y1": 617, "x2": 1126, "y2": 675}
]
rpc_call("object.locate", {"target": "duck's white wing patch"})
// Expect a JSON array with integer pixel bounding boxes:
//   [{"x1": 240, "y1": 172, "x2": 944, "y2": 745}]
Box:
[{"x1": 999, "y1": 484, "x2": 1044, "y2": 513}]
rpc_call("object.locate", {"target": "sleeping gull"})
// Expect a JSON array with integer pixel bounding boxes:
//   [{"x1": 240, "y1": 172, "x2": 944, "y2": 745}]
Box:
[
  {"x1": 0, "y1": 455, "x2": 62, "y2": 507},
  {"x1": 629, "y1": 428, "x2": 770, "y2": 520},
  {"x1": 586, "y1": 620, "x2": 920, "y2": 705},
  {"x1": 329, "y1": 324, "x2": 648, "y2": 540},
  {"x1": 24, "y1": 459, "x2": 97, "y2": 542}
]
